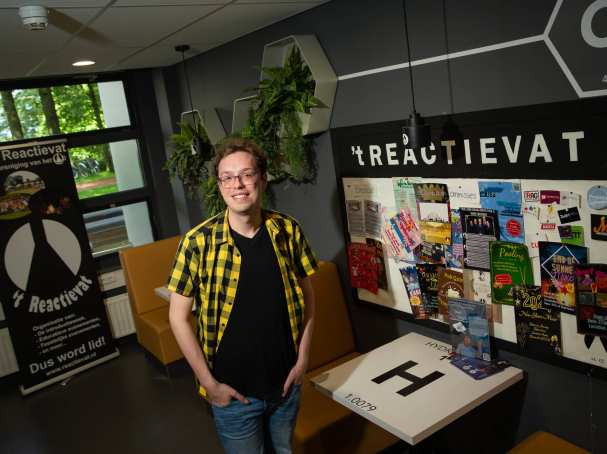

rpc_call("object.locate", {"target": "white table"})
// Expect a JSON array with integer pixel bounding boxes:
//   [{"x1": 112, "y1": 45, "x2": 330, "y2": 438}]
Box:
[
  {"x1": 154, "y1": 286, "x2": 171, "y2": 301},
  {"x1": 311, "y1": 332, "x2": 523, "y2": 446},
  {"x1": 155, "y1": 286, "x2": 197, "y2": 312}
]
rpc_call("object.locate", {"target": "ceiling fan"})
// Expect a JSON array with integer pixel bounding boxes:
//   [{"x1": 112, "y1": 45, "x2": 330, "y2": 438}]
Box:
[{"x1": 18, "y1": 4, "x2": 111, "y2": 45}]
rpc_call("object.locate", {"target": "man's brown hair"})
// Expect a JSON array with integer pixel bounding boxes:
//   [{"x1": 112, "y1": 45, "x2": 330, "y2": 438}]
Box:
[{"x1": 213, "y1": 137, "x2": 267, "y2": 178}]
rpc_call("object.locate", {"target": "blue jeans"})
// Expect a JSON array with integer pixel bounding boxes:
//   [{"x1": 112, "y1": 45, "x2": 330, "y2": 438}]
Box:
[{"x1": 211, "y1": 385, "x2": 301, "y2": 454}]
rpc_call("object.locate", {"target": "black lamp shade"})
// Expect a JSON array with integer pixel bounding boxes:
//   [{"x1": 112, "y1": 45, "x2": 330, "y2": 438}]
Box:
[{"x1": 403, "y1": 112, "x2": 432, "y2": 150}]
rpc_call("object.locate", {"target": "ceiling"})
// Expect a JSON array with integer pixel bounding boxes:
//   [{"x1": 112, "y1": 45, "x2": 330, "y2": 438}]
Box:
[{"x1": 0, "y1": 0, "x2": 329, "y2": 82}]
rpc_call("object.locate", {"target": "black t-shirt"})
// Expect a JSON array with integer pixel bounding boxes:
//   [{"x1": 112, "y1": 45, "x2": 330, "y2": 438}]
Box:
[{"x1": 212, "y1": 225, "x2": 296, "y2": 399}]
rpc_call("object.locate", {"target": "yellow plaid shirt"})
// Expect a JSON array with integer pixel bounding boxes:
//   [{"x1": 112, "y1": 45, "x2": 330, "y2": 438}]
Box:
[{"x1": 167, "y1": 209, "x2": 318, "y2": 372}]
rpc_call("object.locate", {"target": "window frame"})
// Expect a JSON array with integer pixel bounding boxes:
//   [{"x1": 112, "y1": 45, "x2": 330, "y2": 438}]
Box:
[{"x1": 0, "y1": 73, "x2": 159, "y2": 268}]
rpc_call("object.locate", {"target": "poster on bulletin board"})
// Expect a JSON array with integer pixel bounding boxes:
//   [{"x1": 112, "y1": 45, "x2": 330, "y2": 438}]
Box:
[{"x1": 332, "y1": 96, "x2": 607, "y2": 370}]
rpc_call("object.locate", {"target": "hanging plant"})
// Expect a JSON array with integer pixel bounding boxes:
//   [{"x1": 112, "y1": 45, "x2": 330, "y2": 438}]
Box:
[
  {"x1": 164, "y1": 118, "x2": 214, "y2": 198},
  {"x1": 242, "y1": 46, "x2": 325, "y2": 182},
  {"x1": 165, "y1": 46, "x2": 325, "y2": 218}
]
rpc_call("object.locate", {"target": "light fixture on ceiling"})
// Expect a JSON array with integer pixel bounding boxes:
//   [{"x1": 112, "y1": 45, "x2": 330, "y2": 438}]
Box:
[
  {"x1": 175, "y1": 44, "x2": 203, "y2": 155},
  {"x1": 401, "y1": 0, "x2": 431, "y2": 150},
  {"x1": 72, "y1": 60, "x2": 96, "y2": 67},
  {"x1": 18, "y1": 5, "x2": 48, "y2": 31}
]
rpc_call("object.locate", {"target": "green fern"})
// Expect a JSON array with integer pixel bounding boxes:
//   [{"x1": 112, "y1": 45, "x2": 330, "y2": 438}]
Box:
[
  {"x1": 164, "y1": 119, "x2": 213, "y2": 198},
  {"x1": 242, "y1": 46, "x2": 324, "y2": 183}
]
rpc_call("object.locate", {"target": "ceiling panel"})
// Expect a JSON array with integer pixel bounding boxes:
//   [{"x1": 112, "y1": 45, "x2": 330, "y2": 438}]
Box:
[
  {"x1": 235, "y1": 0, "x2": 326, "y2": 3},
  {"x1": 0, "y1": 8, "x2": 101, "y2": 53},
  {"x1": 0, "y1": 1, "x2": 111, "y2": 7},
  {"x1": 114, "y1": 1, "x2": 231, "y2": 5},
  {"x1": 0, "y1": 51, "x2": 50, "y2": 82},
  {"x1": 31, "y1": 40, "x2": 137, "y2": 77},
  {"x1": 91, "y1": 5, "x2": 220, "y2": 47},
  {"x1": 0, "y1": 0, "x2": 331, "y2": 80},
  {"x1": 162, "y1": 2, "x2": 316, "y2": 47},
  {"x1": 113, "y1": 42, "x2": 221, "y2": 70}
]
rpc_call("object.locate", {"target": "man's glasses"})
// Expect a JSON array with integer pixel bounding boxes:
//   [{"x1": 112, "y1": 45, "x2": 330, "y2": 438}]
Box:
[{"x1": 217, "y1": 171, "x2": 259, "y2": 188}]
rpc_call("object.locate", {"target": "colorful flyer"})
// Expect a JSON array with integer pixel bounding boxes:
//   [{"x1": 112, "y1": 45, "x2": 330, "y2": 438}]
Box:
[
  {"x1": 414, "y1": 241, "x2": 446, "y2": 264},
  {"x1": 382, "y1": 216, "x2": 406, "y2": 259},
  {"x1": 489, "y1": 241, "x2": 534, "y2": 306},
  {"x1": 437, "y1": 269, "x2": 464, "y2": 318},
  {"x1": 364, "y1": 200, "x2": 382, "y2": 238},
  {"x1": 414, "y1": 183, "x2": 449, "y2": 203},
  {"x1": 418, "y1": 202, "x2": 450, "y2": 222},
  {"x1": 539, "y1": 242, "x2": 588, "y2": 314},
  {"x1": 463, "y1": 269, "x2": 502, "y2": 323},
  {"x1": 449, "y1": 355, "x2": 511, "y2": 380},
  {"x1": 345, "y1": 200, "x2": 364, "y2": 236},
  {"x1": 540, "y1": 190, "x2": 580, "y2": 207},
  {"x1": 460, "y1": 208, "x2": 500, "y2": 270},
  {"x1": 513, "y1": 285, "x2": 562, "y2": 355},
  {"x1": 591, "y1": 214, "x2": 607, "y2": 241},
  {"x1": 347, "y1": 242, "x2": 378, "y2": 294},
  {"x1": 574, "y1": 264, "x2": 607, "y2": 337},
  {"x1": 446, "y1": 210, "x2": 464, "y2": 268},
  {"x1": 398, "y1": 208, "x2": 422, "y2": 250},
  {"x1": 447, "y1": 181, "x2": 481, "y2": 210},
  {"x1": 399, "y1": 262, "x2": 427, "y2": 319},
  {"x1": 498, "y1": 212, "x2": 525, "y2": 244},
  {"x1": 366, "y1": 238, "x2": 388, "y2": 291},
  {"x1": 392, "y1": 177, "x2": 419, "y2": 221},
  {"x1": 587, "y1": 185, "x2": 607, "y2": 210},
  {"x1": 557, "y1": 207, "x2": 581, "y2": 224},
  {"x1": 558, "y1": 225, "x2": 585, "y2": 246},
  {"x1": 420, "y1": 221, "x2": 452, "y2": 245},
  {"x1": 415, "y1": 183, "x2": 451, "y2": 246},
  {"x1": 448, "y1": 297, "x2": 491, "y2": 361},
  {"x1": 479, "y1": 181, "x2": 522, "y2": 214},
  {"x1": 416, "y1": 263, "x2": 445, "y2": 318},
  {"x1": 387, "y1": 208, "x2": 422, "y2": 253}
]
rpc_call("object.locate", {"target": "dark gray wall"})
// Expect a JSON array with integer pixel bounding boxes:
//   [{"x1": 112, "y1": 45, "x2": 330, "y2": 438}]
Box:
[{"x1": 153, "y1": 0, "x2": 607, "y2": 451}]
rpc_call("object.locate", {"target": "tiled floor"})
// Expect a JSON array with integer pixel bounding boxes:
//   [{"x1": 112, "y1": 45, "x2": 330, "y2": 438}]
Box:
[{"x1": 0, "y1": 339, "x2": 224, "y2": 454}]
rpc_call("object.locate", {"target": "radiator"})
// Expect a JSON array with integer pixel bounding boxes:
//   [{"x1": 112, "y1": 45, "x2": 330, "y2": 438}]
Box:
[
  {"x1": 104, "y1": 293, "x2": 136, "y2": 339},
  {"x1": 0, "y1": 328, "x2": 19, "y2": 377}
]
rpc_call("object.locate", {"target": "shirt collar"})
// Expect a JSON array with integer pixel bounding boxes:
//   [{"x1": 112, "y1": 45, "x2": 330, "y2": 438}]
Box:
[{"x1": 212, "y1": 209, "x2": 281, "y2": 246}]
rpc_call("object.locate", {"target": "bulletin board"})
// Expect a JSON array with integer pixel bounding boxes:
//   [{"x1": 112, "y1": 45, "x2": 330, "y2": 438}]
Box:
[{"x1": 331, "y1": 97, "x2": 607, "y2": 375}]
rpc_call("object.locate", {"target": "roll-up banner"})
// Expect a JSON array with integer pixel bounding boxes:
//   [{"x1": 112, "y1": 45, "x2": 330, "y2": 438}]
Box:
[{"x1": 0, "y1": 139, "x2": 118, "y2": 395}]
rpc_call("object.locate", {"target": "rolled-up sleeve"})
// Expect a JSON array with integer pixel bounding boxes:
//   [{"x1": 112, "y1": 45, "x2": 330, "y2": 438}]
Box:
[
  {"x1": 293, "y1": 222, "x2": 319, "y2": 279},
  {"x1": 167, "y1": 235, "x2": 200, "y2": 297}
]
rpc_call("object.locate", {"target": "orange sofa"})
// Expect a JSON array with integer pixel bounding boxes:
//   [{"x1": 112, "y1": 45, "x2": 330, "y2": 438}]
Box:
[
  {"x1": 509, "y1": 431, "x2": 589, "y2": 454},
  {"x1": 294, "y1": 261, "x2": 399, "y2": 453},
  {"x1": 119, "y1": 236, "x2": 193, "y2": 365}
]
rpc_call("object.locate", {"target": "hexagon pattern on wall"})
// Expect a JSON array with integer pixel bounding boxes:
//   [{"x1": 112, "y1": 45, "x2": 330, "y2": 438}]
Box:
[{"x1": 232, "y1": 34, "x2": 337, "y2": 135}]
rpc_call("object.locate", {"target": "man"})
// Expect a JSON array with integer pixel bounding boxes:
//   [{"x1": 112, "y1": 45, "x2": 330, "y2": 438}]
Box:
[{"x1": 167, "y1": 137, "x2": 317, "y2": 454}]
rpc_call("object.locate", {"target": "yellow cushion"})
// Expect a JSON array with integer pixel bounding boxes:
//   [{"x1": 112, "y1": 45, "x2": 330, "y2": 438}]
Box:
[
  {"x1": 509, "y1": 431, "x2": 589, "y2": 454},
  {"x1": 119, "y1": 236, "x2": 181, "y2": 315},
  {"x1": 307, "y1": 262, "x2": 356, "y2": 371},
  {"x1": 137, "y1": 307, "x2": 195, "y2": 365}
]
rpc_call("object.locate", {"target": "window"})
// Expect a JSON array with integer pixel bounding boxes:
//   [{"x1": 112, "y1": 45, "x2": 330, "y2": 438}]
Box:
[
  {"x1": 0, "y1": 81, "x2": 130, "y2": 141},
  {"x1": 72, "y1": 140, "x2": 144, "y2": 200},
  {"x1": 0, "y1": 77, "x2": 155, "y2": 263},
  {"x1": 83, "y1": 202, "x2": 154, "y2": 257}
]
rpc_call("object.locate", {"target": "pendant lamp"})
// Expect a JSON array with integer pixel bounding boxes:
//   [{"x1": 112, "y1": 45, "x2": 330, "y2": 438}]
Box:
[
  {"x1": 402, "y1": 0, "x2": 431, "y2": 150},
  {"x1": 175, "y1": 44, "x2": 203, "y2": 155}
]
